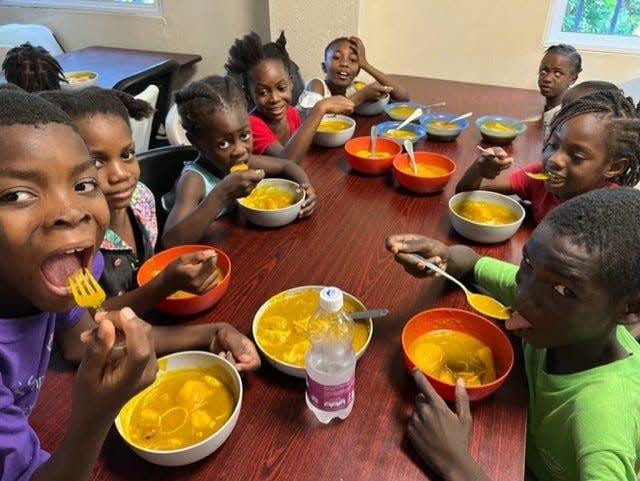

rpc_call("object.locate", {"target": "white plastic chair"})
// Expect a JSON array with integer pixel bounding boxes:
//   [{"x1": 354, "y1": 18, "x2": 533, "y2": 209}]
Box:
[
  {"x1": 0, "y1": 23, "x2": 64, "y2": 56},
  {"x1": 619, "y1": 75, "x2": 640, "y2": 105},
  {"x1": 165, "y1": 103, "x2": 191, "y2": 146},
  {"x1": 131, "y1": 84, "x2": 159, "y2": 154}
]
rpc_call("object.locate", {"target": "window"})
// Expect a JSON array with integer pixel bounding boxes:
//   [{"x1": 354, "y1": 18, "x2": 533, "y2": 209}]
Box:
[
  {"x1": 545, "y1": 0, "x2": 640, "y2": 54},
  {"x1": 0, "y1": 0, "x2": 163, "y2": 16}
]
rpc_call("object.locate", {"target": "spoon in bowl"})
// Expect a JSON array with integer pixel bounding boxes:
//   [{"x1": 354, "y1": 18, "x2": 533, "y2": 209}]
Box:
[
  {"x1": 389, "y1": 107, "x2": 424, "y2": 134},
  {"x1": 369, "y1": 125, "x2": 377, "y2": 158},
  {"x1": 404, "y1": 139, "x2": 418, "y2": 175},
  {"x1": 407, "y1": 254, "x2": 512, "y2": 320},
  {"x1": 424, "y1": 101, "x2": 446, "y2": 109},
  {"x1": 476, "y1": 145, "x2": 549, "y2": 180},
  {"x1": 507, "y1": 114, "x2": 542, "y2": 127},
  {"x1": 448, "y1": 111, "x2": 473, "y2": 124}
]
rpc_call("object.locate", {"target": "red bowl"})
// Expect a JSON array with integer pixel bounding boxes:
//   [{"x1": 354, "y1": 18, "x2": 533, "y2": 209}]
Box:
[
  {"x1": 344, "y1": 136, "x2": 403, "y2": 175},
  {"x1": 392, "y1": 151, "x2": 456, "y2": 193},
  {"x1": 137, "y1": 245, "x2": 231, "y2": 316},
  {"x1": 401, "y1": 308, "x2": 514, "y2": 401}
]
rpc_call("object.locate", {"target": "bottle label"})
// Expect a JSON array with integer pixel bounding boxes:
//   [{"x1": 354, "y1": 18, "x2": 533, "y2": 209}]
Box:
[{"x1": 305, "y1": 374, "x2": 355, "y2": 412}]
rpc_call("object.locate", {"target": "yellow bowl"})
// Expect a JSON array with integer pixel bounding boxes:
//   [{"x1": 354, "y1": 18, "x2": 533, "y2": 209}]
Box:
[
  {"x1": 61, "y1": 70, "x2": 98, "y2": 90},
  {"x1": 252, "y1": 286, "x2": 374, "y2": 377}
]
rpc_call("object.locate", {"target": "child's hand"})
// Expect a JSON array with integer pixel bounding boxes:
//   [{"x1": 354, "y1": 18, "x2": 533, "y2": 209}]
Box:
[
  {"x1": 407, "y1": 370, "x2": 473, "y2": 478},
  {"x1": 385, "y1": 234, "x2": 451, "y2": 278},
  {"x1": 298, "y1": 183, "x2": 316, "y2": 218},
  {"x1": 209, "y1": 323, "x2": 261, "y2": 372},
  {"x1": 476, "y1": 147, "x2": 512, "y2": 179},
  {"x1": 162, "y1": 250, "x2": 219, "y2": 294},
  {"x1": 76, "y1": 308, "x2": 157, "y2": 417},
  {"x1": 348, "y1": 36, "x2": 369, "y2": 69},
  {"x1": 359, "y1": 81, "x2": 393, "y2": 102},
  {"x1": 220, "y1": 168, "x2": 265, "y2": 200},
  {"x1": 316, "y1": 95, "x2": 354, "y2": 115}
]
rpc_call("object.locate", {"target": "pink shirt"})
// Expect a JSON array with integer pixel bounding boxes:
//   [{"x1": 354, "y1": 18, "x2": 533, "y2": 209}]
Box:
[{"x1": 249, "y1": 106, "x2": 302, "y2": 155}]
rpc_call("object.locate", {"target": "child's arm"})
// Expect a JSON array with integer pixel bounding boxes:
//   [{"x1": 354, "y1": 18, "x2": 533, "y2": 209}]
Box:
[
  {"x1": 455, "y1": 148, "x2": 515, "y2": 194},
  {"x1": 349, "y1": 36, "x2": 410, "y2": 101},
  {"x1": 101, "y1": 250, "x2": 219, "y2": 314},
  {"x1": 162, "y1": 169, "x2": 264, "y2": 248},
  {"x1": 408, "y1": 370, "x2": 493, "y2": 481},
  {"x1": 262, "y1": 96, "x2": 354, "y2": 163}
]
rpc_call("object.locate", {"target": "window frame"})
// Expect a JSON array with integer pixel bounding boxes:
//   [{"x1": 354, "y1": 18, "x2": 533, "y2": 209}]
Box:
[
  {"x1": 0, "y1": 0, "x2": 163, "y2": 16},
  {"x1": 544, "y1": 0, "x2": 640, "y2": 55}
]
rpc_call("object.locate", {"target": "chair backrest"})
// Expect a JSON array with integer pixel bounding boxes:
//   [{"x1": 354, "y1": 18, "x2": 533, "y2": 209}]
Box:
[
  {"x1": 131, "y1": 84, "x2": 160, "y2": 153},
  {"x1": 619, "y1": 75, "x2": 640, "y2": 105},
  {"x1": 165, "y1": 103, "x2": 191, "y2": 146},
  {"x1": 137, "y1": 145, "x2": 198, "y2": 237},
  {"x1": 0, "y1": 23, "x2": 64, "y2": 56}
]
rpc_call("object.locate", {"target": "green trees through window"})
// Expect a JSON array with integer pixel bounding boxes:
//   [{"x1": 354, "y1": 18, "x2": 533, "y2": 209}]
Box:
[{"x1": 561, "y1": 0, "x2": 640, "y2": 37}]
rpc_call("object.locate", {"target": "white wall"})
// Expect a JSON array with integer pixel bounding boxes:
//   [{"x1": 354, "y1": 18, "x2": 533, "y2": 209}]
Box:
[{"x1": 0, "y1": 0, "x2": 638, "y2": 92}]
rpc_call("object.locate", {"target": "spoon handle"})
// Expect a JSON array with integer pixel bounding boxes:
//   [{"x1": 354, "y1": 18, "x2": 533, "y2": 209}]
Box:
[
  {"x1": 395, "y1": 107, "x2": 423, "y2": 131},
  {"x1": 407, "y1": 253, "x2": 470, "y2": 294},
  {"x1": 349, "y1": 308, "x2": 389, "y2": 320},
  {"x1": 370, "y1": 125, "x2": 377, "y2": 157},
  {"x1": 404, "y1": 140, "x2": 418, "y2": 175}
]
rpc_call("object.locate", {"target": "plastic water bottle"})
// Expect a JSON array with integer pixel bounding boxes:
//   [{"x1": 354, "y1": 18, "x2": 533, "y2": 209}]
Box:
[{"x1": 305, "y1": 286, "x2": 355, "y2": 423}]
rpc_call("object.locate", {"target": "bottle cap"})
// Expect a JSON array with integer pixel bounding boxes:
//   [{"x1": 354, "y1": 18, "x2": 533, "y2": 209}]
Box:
[{"x1": 319, "y1": 286, "x2": 343, "y2": 312}]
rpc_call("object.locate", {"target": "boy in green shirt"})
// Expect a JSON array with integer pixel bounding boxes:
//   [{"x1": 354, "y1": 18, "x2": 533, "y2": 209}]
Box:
[{"x1": 386, "y1": 187, "x2": 640, "y2": 480}]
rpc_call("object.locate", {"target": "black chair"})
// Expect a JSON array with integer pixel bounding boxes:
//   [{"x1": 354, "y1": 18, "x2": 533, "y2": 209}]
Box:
[
  {"x1": 114, "y1": 59, "x2": 179, "y2": 141},
  {"x1": 137, "y1": 145, "x2": 198, "y2": 240}
]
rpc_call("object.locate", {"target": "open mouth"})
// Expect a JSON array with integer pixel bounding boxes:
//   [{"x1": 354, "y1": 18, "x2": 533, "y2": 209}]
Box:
[
  {"x1": 41, "y1": 247, "x2": 92, "y2": 295},
  {"x1": 543, "y1": 171, "x2": 564, "y2": 184}
]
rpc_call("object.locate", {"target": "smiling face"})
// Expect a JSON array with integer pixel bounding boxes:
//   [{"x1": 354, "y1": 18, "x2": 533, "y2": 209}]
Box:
[
  {"x1": 541, "y1": 113, "x2": 625, "y2": 200},
  {"x1": 0, "y1": 123, "x2": 109, "y2": 315},
  {"x1": 186, "y1": 105, "x2": 252, "y2": 173},
  {"x1": 74, "y1": 113, "x2": 139, "y2": 213},
  {"x1": 537, "y1": 52, "x2": 578, "y2": 108},
  {"x1": 510, "y1": 224, "x2": 621, "y2": 349},
  {"x1": 322, "y1": 39, "x2": 359, "y2": 93},
  {"x1": 247, "y1": 58, "x2": 292, "y2": 123}
]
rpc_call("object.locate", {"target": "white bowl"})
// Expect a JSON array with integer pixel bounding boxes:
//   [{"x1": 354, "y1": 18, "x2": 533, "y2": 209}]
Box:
[
  {"x1": 237, "y1": 178, "x2": 305, "y2": 228},
  {"x1": 115, "y1": 351, "x2": 242, "y2": 466},
  {"x1": 313, "y1": 114, "x2": 356, "y2": 147},
  {"x1": 60, "y1": 70, "x2": 98, "y2": 91},
  {"x1": 252, "y1": 285, "x2": 374, "y2": 378},
  {"x1": 354, "y1": 93, "x2": 390, "y2": 116},
  {"x1": 448, "y1": 191, "x2": 526, "y2": 243}
]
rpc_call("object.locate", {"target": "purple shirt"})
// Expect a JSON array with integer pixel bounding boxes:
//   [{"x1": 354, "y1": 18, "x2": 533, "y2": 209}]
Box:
[{"x1": 0, "y1": 254, "x2": 103, "y2": 480}]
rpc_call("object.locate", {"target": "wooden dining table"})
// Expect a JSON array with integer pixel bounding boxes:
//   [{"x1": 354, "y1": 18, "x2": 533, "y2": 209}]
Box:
[{"x1": 32, "y1": 76, "x2": 545, "y2": 481}]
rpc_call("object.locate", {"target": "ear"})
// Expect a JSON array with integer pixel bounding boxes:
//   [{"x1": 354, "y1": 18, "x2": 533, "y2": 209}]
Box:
[
  {"x1": 618, "y1": 295, "x2": 640, "y2": 327},
  {"x1": 321, "y1": 62, "x2": 327, "y2": 74},
  {"x1": 185, "y1": 130, "x2": 198, "y2": 149},
  {"x1": 569, "y1": 72, "x2": 579, "y2": 86},
  {"x1": 604, "y1": 157, "x2": 628, "y2": 180}
]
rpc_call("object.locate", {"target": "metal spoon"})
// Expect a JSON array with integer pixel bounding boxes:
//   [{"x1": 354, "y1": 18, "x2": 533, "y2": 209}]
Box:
[
  {"x1": 507, "y1": 114, "x2": 542, "y2": 127},
  {"x1": 448, "y1": 111, "x2": 473, "y2": 124},
  {"x1": 390, "y1": 107, "x2": 424, "y2": 133},
  {"x1": 476, "y1": 145, "x2": 549, "y2": 180},
  {"x1": 370, "y1": 125, "x2": 377, "y2": 158},
  {"x1": 349, "y1": 308, "x2": 389, "y2": 320},
  {"x1": 404, "y1": 139, "x2": 418, "y2": 175},
  {"x1": 424, "y1": 101, "x2": 446, "y2": 109}
]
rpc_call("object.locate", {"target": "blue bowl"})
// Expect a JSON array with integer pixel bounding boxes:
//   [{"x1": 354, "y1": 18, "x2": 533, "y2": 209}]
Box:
[
  {"x1": 475, "y1": 115, "x2": 527, "y2": 145},
  {"x1": 419, "y1": 113, "x2": 469, "y2": 142},
  {"x1": 384, "y1": 102, "x2": 428, "y2": 121},
  {"x1": 376, "y1": 120, "x2": 426, "y2": 145}
]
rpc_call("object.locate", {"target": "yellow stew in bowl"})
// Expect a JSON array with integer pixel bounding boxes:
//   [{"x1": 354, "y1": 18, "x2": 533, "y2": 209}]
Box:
[
  {"x1": 317, "y1": 119, "x2": 352, "y2": 132},
  {"x1": 452, "y1": 199, "x2": 519, "y2": 225}
]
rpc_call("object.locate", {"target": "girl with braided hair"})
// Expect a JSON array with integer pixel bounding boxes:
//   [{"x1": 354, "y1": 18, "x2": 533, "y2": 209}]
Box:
[
  {"x1": 456, "y1": 90, "x2": 640, "y2": 223},
  {"x1": 2, "y1": 42, "x2": 65, "y2": 92},
  {"x1": 225, "y1": 31, "x2": 353, "y2": 163}
]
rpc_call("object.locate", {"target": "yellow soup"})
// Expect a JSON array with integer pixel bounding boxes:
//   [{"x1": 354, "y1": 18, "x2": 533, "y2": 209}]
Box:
[
  {"x1": 355, "y1": 149, "x2": 391, "y2": 159},
  {"x1": 390, "y1": 105, "x2": 417, "y2": 118},
  {"x1": 427, "y1": 120, "x2": 459, "y2": 129},
  {"x1": 255, "y1": 289, "x2": 369, "y2": 367},
  {"x1": 383, "y1": 129, "x2": 416, "y2": 139},
  {"x1": 408, "y1": 329, "x2": 497, "y2": 386},
  {"x1": 399, "y1": 163, "x2": 449, "y2": 177},
  {"x1": 452, "y1": 199, "x2": 519, "y2": 225},
  {"x1": 317, "y1": 119, "x2": 351, "y2": 132},
  {"x1": 121, "y1": 365, "x2": 235, "y2": 450},
  {"x1": 241, "y1": 185, "x2": 297, "y2": 210},
  {"x1": 481, "y1": 121, "x2": 517, "y2": 133},
  {"x1": 151, "y1": 268, "x2": 224, "y2": 299}
]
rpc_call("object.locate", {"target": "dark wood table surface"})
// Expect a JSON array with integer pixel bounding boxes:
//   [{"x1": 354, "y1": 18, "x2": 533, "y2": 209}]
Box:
[
  {"x1": 32, "y1": 76, "x2": 545, "y2": 481},
  {"x1": 55, "y1": 45, "x2": 202, "y2": 89}
]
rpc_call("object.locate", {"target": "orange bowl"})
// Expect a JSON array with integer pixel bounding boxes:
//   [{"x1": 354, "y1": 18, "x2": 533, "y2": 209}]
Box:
[
  {"x1": 401, "y1": 308, "x2": 514, "y2": 401},
  {"x1": 392, "y1": 151, "x2": 456, "y2": 193},
  {"x1": 344, "y1": 136, "x2": 403, "y2": 175},
  {"x1": 137, "y1": 245, "x2": 231, "y2": 316}
]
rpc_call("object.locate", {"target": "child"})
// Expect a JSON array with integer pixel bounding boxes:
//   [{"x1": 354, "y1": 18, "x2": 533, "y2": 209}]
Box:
[
  {"x1": 162, "y1": 75, "x2": 317, "y2": 247},
  {"x1": 0, "y1": 89, "x2": 260, "y2": 480},
  {"x1": 297, "y1": 36, "x2": 410, "y2": 112},
  {"x1": 40, "y1": 87, "x2": 219, "y2": 314},
  {"x1": 455, "y1": 90, "x2": 640, "y2": 223},
  {"x1": 538, "y1": 44, "x2": 582, "y2": 139},
  {"x1": 386, "y1": 186, "x2": 640, "y2": 480},
  {"x1": 224, "y1": 31, "x2": 354, "y2": 163},
  {"x1": 2, "y1": 42, "x2": 65, "y2": 92},
  {"x1": 562, "y1": 79, "x2": 621, "y2": 107}
]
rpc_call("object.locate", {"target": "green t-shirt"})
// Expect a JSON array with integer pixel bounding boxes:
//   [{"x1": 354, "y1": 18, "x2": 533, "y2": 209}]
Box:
[{"x1": 474, "y1": 257, "x2": 640, "y2": 481}]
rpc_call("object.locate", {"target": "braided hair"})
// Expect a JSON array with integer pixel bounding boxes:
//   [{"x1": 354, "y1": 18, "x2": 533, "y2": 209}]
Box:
[
  {"x1": 562, "y1": 80, "x2": 620, "y2": 106},
  {"x1": 174, "y1": 75, "x2": 247, "y2": 134},
  {"x1": 39, "y1": 86, "x2": 153, "y2": 126},
  {"x1": 542, "y1": 187, "x2": 640, "y2": 298},
  {"x1": 547, "y1": 90, "x2": 640, "y2": 187},
  {"x1": 2, "y1": 43, "x2": 65, "y2": 92},
  {"x1": 0, "y1": 88, "x2": 73, "y2": 127},
  {"x1": 544, "y1": 44, "x2": 582, "y2": 76}
]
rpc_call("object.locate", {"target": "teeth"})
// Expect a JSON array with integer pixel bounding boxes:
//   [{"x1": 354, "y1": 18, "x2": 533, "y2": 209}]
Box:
[{"x1": 63, "y1": 248, "x2": 84, "y2": 254}]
